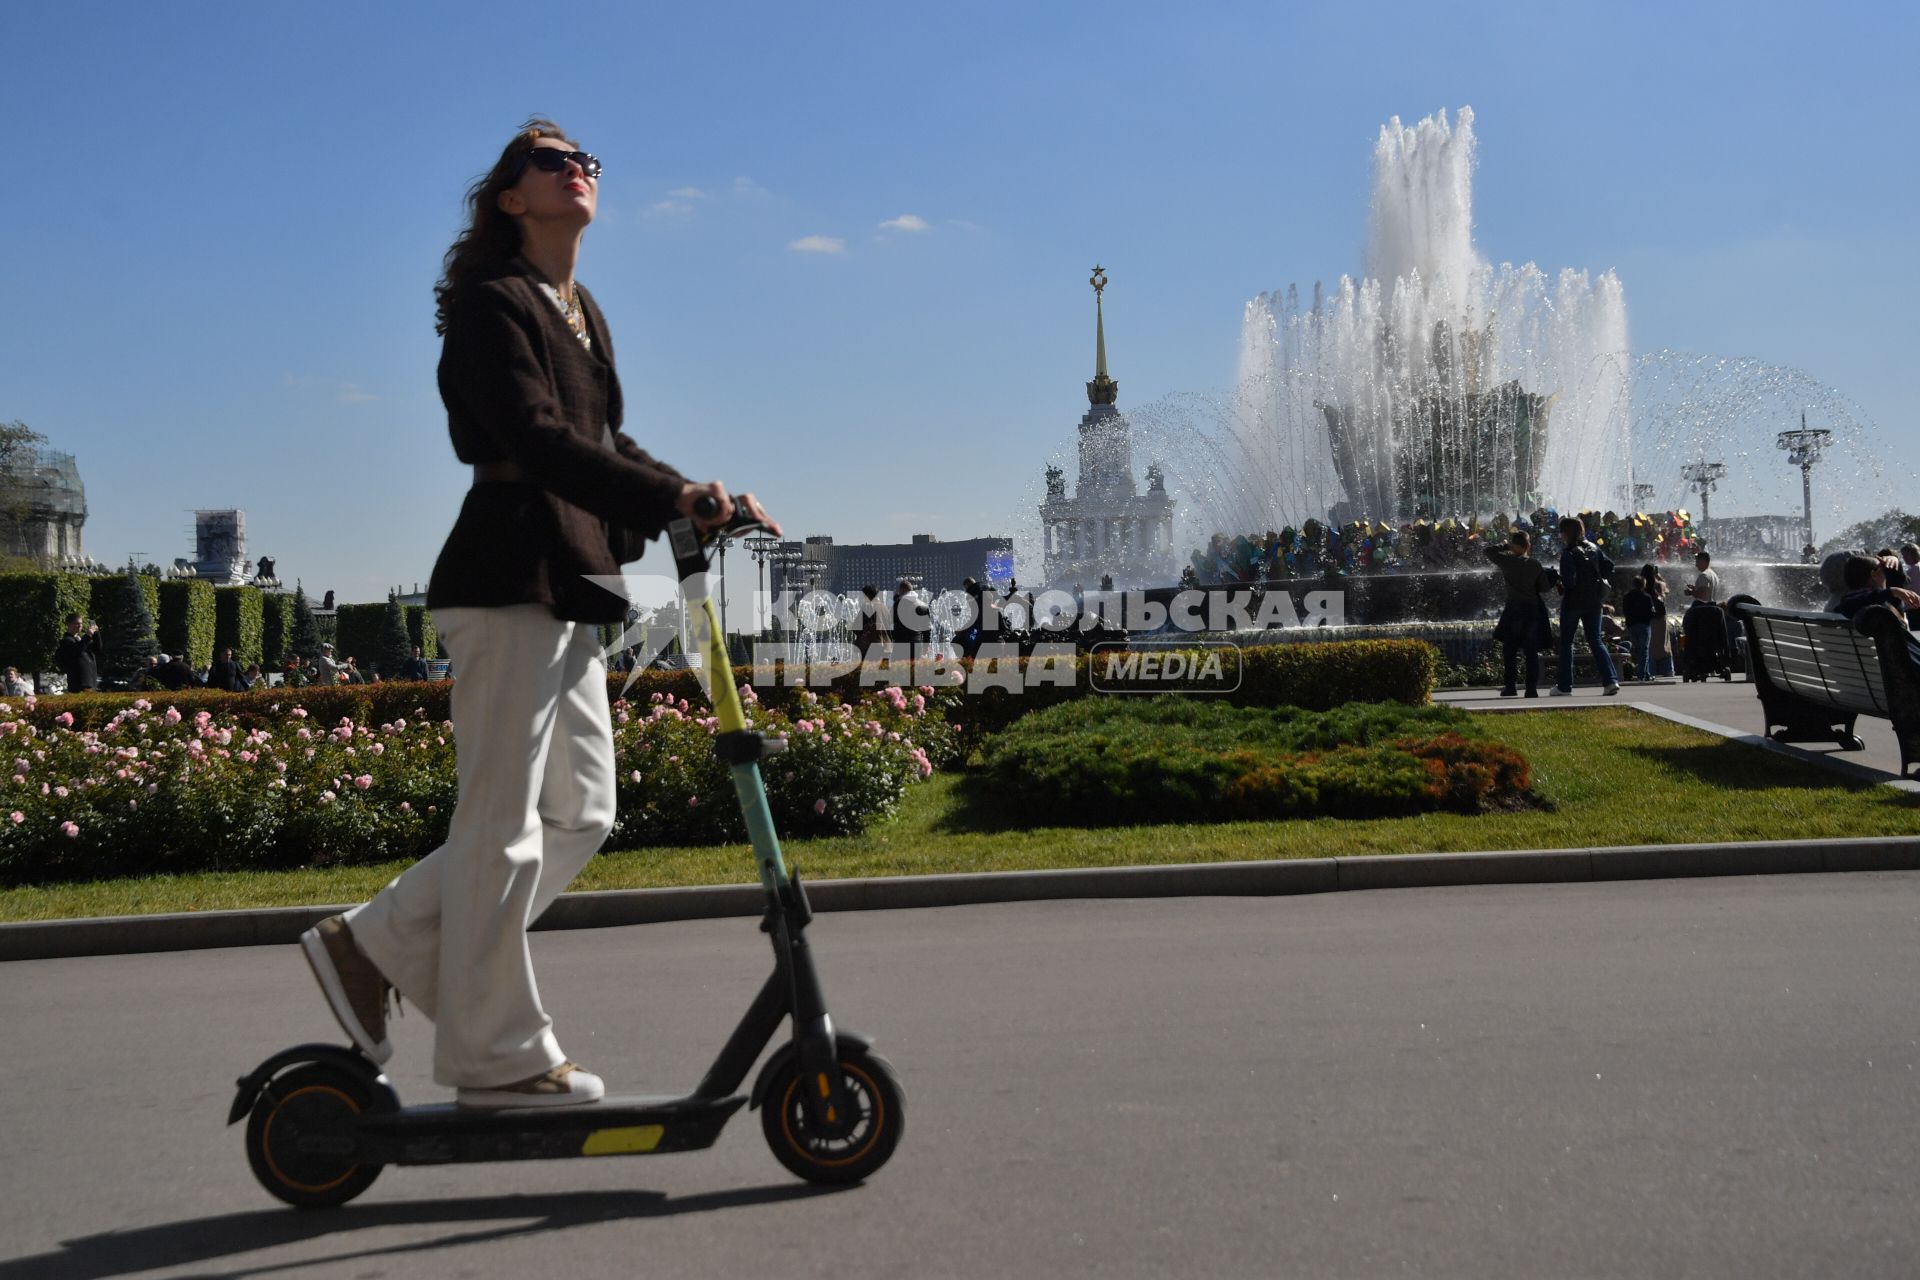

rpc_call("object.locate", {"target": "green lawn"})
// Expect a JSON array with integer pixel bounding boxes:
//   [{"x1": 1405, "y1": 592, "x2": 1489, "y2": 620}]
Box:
[{"x1": 2, "y1": 708, "x2": 1915, "y2": 923}]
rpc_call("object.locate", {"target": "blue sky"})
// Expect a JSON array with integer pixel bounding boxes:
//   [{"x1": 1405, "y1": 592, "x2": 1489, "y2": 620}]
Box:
[{"x1": 3, "y1": 0, "x2": 1914, "y2": 607}]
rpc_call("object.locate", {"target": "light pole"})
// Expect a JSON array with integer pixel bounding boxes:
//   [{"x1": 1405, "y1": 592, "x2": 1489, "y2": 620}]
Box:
[
  {"x1": 1775, "y1": 412, "x2": 1831, "y2": 554},
  {"x1": 744, "y1": 535, "x2": 781, "y2": 639},
  {"x1": 1680, "y1": 460, "x2": 1727, "y2": 546}
]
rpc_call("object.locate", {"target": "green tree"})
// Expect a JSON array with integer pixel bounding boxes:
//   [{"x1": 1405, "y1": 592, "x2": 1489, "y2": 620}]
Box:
[
  {"x1": 290, "y1": 582, "x2": 321, "y2": 662},
  {"x1": 1818, "y1": 509, "x2": 1920, "y2": 559},
  {"x1": 0, "y1": 420, "x2": 46, "y2": 472},
  {"x1": 99, "y1": 566, "x2": 159, "y2": 684},
  {"x1": 379, "y1": 591, "x2": 413, "y2": 677}
]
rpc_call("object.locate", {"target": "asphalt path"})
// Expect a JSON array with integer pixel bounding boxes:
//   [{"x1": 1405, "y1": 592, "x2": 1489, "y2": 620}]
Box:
[{"x1": 4, "y1": 873, "x2": 1917, "y2": 1279}]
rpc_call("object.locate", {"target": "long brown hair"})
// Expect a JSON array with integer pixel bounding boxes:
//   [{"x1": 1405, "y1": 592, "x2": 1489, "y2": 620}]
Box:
[{"x1": 433, "y1": 117, "x2": 579, "y2": 335}]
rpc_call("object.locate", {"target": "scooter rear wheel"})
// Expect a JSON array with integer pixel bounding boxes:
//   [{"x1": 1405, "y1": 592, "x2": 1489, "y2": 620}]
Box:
[
  {"x1": 761, "y1": 1047, "x2": 905, "y2": 1184},
  {"x1": 245, "y1": 1062, "x2": 385, "y2": 1208}
]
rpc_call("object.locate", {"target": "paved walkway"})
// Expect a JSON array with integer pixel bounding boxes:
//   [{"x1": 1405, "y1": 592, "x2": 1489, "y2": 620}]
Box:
[
  {"x1": 1436, "y1": 674, "x2": 1912, "y2": 782},
  {"x1": 5, "y1": 876, "x2": 1918, "y2": 1279}
]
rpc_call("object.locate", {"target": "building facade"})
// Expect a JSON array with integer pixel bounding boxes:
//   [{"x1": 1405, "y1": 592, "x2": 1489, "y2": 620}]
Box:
[
  {"x1": 0, "y1": 447, "x2": 87, "y2": 566},
  {"x1": 771, "y1": 532, "x2": 1014, "y2": 600},
  {"x1": 1038, "y1": 267, "x2": 1175, "y2": 588}
]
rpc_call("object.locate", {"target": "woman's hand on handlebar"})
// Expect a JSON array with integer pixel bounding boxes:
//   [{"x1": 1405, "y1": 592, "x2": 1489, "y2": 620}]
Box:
[{"x1": 676, "y1": 482, "x2": 782, "y2": 538}]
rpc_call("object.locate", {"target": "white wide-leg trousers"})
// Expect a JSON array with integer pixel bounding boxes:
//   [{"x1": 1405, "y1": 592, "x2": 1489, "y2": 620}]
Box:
[{"x1": 347, "y1": 604, "x2": 616, "y2": 1088}]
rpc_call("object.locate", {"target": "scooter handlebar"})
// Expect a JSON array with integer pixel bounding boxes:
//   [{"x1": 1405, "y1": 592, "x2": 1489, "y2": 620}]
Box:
[{"x1": 691, "y1": 491, "x2": 774, "y2": 539}]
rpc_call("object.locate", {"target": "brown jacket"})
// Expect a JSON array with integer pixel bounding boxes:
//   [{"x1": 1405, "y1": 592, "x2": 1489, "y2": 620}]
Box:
[{"x1": 426, "y1": 258, "x2": 687, "y2": 622}]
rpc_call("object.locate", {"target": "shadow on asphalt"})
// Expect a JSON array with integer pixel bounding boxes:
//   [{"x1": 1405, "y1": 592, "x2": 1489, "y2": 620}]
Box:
[{"x1": 0, "y1": 1183, "x2": 843, "y2": 1280}]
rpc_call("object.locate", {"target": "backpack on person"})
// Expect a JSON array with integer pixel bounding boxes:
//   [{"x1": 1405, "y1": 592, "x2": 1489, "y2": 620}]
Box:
[{"x1": 1571, "y1": 541, "x2": 1611, "y2": 600}]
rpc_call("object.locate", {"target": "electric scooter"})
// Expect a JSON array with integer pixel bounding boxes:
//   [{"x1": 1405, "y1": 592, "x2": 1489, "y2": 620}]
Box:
[{"x1": 229, "y1": 495, "x2": 904, "y2": 1207}]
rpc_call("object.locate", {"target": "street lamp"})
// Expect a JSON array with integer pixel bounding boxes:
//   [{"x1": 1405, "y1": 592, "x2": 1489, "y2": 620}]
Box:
[
  {"x1": 1680, "y1": 460, "x2": 1727, "y2": 544},
  {"x1": 713, "y1": 536, "x2": 732, "y2": 639},
  {"x1": 744, "y1": 535, "x2": 781, "y2": 639},
  {"x1": 1775, "y1": 412, "x2": 1832, "y2": 554}
]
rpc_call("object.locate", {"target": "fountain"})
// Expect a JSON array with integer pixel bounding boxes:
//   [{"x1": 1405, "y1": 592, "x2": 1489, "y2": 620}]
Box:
[
  {"x1": 1232, "y1": 106, "x2": 1632, "y2": 530},
  {"x1": 1006, "y1": 107, "x2": 1899, "y2": 630}
]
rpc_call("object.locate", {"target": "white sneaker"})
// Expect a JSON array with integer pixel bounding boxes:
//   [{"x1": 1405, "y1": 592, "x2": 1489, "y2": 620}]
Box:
[
  {"x1": 1548, "y1": 687, "x2": 1573, "y2": 697},
  {"x1": 456, "y1": 1061, "x2": 605, "y2": 1109},
  {"x1": 1603, "y1": 683, "x2": 1621, "y2": 696}
]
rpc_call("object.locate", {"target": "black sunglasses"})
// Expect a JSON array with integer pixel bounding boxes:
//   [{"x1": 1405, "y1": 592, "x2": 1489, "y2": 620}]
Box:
[{"x1": 514, "y1": 148, "x2": 602, "y2": 181}]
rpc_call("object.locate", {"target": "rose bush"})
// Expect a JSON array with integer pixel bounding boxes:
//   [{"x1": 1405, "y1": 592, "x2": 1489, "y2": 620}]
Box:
[{"x1": 0, "y1": 684, "x2": 955, "y2": 885}]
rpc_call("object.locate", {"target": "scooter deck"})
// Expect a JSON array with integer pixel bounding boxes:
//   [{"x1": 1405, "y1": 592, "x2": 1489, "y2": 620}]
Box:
[{"x1": 345, "y1": 1093, "x2": 747, "y2": 1166}]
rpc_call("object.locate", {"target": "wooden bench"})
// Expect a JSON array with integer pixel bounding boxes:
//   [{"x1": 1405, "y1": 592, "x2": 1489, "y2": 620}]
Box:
[{"x1": 1732, "y1": 601, "x2": 1920, "y2": 776}]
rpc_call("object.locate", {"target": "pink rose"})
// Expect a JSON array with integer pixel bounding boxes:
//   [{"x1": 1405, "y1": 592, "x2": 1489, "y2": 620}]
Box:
[
  {"x1": 7, "y1": 811, "x2": 20, "y2": 824},
  {"x1": 163, "y1": 708, "x2": 182, "y2": 724},
  {"x1": 812, "y1": 798, "x2": 827, "y2": 815},
  {"x1": 54, "y1": 711, "x2": 73, "y2": 727},
  {"x1": 400, "y1": 801, "x2": 412, "y2": 812},
  {"x1": 687, "y1": 795, "x2": 699, "y2": 808},
  {"x1": 290, "y1": 707, "x2": 308, "y2": 719},
  {"x1": 353, "y1": 775, "x2": 373, "y2": 790},
  {"x1": 60, "y1": 821, "x2": 78, "y2": 838}
]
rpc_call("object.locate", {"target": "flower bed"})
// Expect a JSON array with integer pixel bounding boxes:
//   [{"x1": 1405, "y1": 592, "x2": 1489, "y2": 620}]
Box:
[
  {"x1": 972, "y1": 697, "x2": 1531, "y2": 827},
  {"x1": 0, "y1": 685, "x2": 956, "y2": 885}
]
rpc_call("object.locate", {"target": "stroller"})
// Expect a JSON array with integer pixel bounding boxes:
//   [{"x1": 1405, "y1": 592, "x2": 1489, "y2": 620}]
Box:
[{"x1": 1680, "y1": 600, "x2": 1733, "y2": 682}]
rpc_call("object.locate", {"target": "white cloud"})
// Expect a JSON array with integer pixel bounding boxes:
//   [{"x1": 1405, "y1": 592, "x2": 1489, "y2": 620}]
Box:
[
  {"x1": 878, "y1": 214, "x2": 930, "y2": 233},
  {"x1": 337, "y1": 385, "x2": 377, "y2": 403},
  {"x1": 667, "y1": 186, "x2": 708, "y2": 199},
  {"x1": 733, "y1": 176, "x2": 769, "y2": 197},
  {"x1": 646, "y1": 199, "x2": 695, "y2": 218},
  {"x1": 788, "y1": 235, "x2": 846, "y2": 255}
]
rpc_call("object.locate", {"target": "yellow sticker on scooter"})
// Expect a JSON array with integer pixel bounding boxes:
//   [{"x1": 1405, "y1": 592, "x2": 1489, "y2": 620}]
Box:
[{"x1": 581, "y1": 1124, "x2": 666, "y2": 1156}]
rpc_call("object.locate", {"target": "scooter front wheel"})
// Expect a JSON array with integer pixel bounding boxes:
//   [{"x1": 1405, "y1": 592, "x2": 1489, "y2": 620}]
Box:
[
  {"x1": 760, "y1": 1047, "x2": 905, "y2": 1184},
  {"x1": 245, "y1": 1062, "x2": 385, "y2": 1208}
]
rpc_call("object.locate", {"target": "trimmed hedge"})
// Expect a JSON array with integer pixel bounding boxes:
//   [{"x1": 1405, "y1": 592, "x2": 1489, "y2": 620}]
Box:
[
  {"x1": 261, "y1": 592, "x2": 296, "y2": 666},
  {"x1": 974, "y1": 697, "x2": 1530, "y2": 827},
  {"x1": 214, "y1": 587, "x2": 265, "y2": 667},
  {"x1": 1233, "y1": 639, "x2": 1437, "y2": 710},
  {"x1": 0, "y1": 573, "x2": 96, "y2": 676},
  {"x1": 405, "y1": 605, "x2": 438, "y2": 661},
  {"x1": 9, "y1": 638, "x2": 1438, "y2": 739},
  {"x1": 333, "y1": 603, "x2": 384, "y2": 671},
  {"x1": 87, "y1": 573, "x2": 160, "y2": 647},
  {"x1": 155, "y1": 579, "x2": 216, "y2": 669}
]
